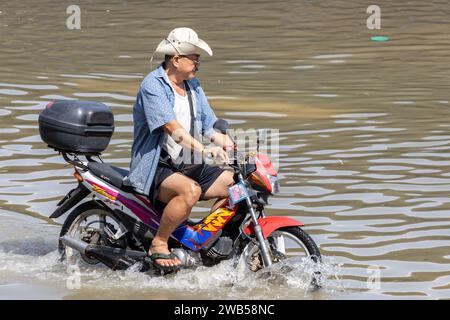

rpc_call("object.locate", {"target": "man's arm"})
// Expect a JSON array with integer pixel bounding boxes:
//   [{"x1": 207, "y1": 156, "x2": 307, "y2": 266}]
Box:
[
  {"x1": 162, "y1": 120, "x2": 205, "y2": 153},
  {"x1": 162, "y1": 120, "x2": 230, "y2": 163}
]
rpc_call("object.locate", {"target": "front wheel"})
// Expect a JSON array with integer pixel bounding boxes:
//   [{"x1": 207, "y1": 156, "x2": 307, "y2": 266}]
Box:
[{"x1": 241, "y1": 226, "x2": 321, "y2": 272}]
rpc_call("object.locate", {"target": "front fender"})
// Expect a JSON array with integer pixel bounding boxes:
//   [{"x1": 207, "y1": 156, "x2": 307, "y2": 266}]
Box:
[{"x1": 244, "y1": 216, "x2": 304, "y2": 239}]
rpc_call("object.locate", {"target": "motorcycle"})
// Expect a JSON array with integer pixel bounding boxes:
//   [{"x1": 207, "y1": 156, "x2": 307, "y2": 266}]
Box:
[{"x1": 38, "y1": 100, "x2": 321, "y2": 279}]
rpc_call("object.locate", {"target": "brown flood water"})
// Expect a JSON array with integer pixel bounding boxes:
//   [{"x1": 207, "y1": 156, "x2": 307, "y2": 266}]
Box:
[{"x1": 1, "y1": 0, "x2": 450, "y2": 299}]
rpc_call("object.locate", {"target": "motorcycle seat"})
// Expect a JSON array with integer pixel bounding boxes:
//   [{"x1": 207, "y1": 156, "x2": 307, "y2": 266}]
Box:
[{"x1": 87, "y1": 162, "x2": 134, "y2": 192}]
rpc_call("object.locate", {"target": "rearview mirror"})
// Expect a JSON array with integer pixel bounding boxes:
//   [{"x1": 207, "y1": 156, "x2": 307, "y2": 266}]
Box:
[{"x1": 213, "y1": 118, "x2": 229, "y2": 135}]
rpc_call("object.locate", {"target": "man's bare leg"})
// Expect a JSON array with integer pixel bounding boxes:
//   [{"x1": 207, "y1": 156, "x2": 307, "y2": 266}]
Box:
[
  {"x1": 150, "y1": 173, "x2": 201, "y2": 268},
  {"x1": 203, "y1": 170, "x2": 235, "y2": 212}
]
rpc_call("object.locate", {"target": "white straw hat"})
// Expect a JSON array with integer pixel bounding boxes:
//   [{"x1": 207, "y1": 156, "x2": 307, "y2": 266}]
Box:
[{"x1": 150, "y1": 28, "x2": 212, "y2": 64}]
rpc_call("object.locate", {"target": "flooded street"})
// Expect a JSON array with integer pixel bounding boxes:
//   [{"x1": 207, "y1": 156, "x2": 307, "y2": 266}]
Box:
[{"x1": 1, "y1": 0, "x2": 450, "y2": 299}]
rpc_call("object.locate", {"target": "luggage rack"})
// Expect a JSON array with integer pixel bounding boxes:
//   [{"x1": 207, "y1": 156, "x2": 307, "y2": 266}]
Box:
[{"x1": 52, "y1": 147, "x2": 104, "y2": 170}]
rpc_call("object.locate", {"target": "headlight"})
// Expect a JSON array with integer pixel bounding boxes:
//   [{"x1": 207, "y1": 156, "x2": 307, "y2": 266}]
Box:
[{"x1": 268, "y1": 175, "x2": 280, "y2": 194}]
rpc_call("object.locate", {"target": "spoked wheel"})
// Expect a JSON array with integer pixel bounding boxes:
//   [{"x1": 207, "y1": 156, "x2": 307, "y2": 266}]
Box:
[
  {"x1": 58, "y1": 207, "x2": 128, "y2": 267},
  {"x1": 241, "y1": 226, "x2": 321, "y2": 275}
]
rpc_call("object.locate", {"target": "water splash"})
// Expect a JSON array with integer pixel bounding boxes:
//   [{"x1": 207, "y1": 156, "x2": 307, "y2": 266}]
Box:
[{"x1": 0, "y1": 241, "x2": 345, "y2": 299}]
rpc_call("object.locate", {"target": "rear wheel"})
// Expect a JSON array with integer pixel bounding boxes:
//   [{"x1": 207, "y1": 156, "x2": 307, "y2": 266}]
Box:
[{"x1": 58, "y1": 206, "x2": 129, "y2": 267}]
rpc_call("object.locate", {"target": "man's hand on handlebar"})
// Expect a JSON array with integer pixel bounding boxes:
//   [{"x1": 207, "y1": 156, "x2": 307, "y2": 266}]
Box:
[{"x1": 203, "y1": 146, "x2": 230, "y2": 164}]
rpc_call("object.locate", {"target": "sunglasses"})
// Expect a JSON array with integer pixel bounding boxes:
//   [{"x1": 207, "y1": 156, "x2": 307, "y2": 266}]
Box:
[{"x1": 177, "y1": 55, "x2": 200, "y2": 65}]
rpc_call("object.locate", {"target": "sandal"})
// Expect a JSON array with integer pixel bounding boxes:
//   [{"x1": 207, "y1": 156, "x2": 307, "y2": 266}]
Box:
[{"x1": 145, "y1": 252, "x2": 182, "y2": 273}]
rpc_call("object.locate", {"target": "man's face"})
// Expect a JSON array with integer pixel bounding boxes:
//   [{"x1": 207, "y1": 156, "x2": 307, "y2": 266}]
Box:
[{"x1": 174, "y1": 54, "x2": 200, "y2": 80}]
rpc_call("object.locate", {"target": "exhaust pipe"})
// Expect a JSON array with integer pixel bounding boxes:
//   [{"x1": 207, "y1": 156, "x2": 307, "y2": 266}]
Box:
[
  {"x1": 60, "y1": 235, "x2": 147, "y2": 270},
  {"x1": 60, "y1": 235, "x2": 89, "y2": 254}
]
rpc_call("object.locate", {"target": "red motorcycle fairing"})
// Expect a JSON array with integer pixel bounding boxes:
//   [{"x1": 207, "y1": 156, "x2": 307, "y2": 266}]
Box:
[{"x1": 244, "y1": 216, "x2": 304, "y2": 239}]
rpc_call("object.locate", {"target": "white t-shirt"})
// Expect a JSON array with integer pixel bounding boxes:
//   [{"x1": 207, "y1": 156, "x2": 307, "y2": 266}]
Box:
[{"x1": 162, "y1": 73, "x2": 196, "y2": 160}]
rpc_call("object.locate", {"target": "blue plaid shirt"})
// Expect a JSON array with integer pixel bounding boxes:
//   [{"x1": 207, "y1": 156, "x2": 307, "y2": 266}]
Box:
[{"x1": 124, "y1": 64, "x2": 217, "y2": 195}]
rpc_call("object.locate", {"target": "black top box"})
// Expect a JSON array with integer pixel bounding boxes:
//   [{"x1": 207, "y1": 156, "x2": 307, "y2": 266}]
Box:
[{"x1": 39, "y1": 100, "x2": 115, "y2": 155}]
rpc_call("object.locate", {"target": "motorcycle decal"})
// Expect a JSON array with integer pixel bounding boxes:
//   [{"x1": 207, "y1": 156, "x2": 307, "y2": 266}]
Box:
[
  {"x1": 86, "y1": 178, "x2": 161, "y2": 229},
  {"x1": 116, "y1": 194, "x2": 161, "y2": 229},
  {"x1": 87, "y1": 180, "x2": 118, "y2": 201},
  {"x1": 172, "y1": 226, "x2": 214, "y2": 251},
  {"x1": 135, "y1": 194, "x2": 153, "y2": 208},
  {"x1": 172, "y1": 205, "x2": 237, "y2": 251},
  {"x1": 200, "y1": 208, "x2": 234, "y2": 232}
]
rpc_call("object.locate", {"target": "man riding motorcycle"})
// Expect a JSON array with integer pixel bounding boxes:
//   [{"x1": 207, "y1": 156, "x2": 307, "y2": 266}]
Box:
[{"x1": 125, "y1": 27, "x2": 234, "y2": 271}]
